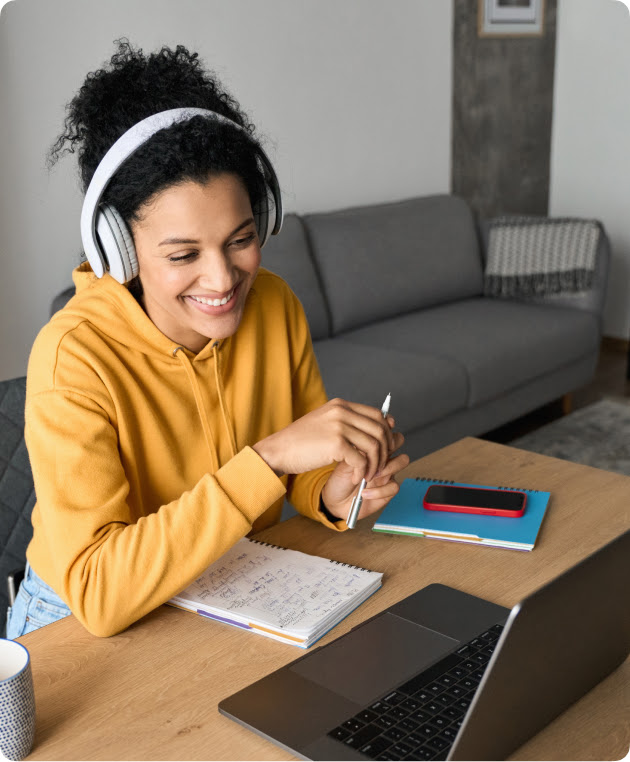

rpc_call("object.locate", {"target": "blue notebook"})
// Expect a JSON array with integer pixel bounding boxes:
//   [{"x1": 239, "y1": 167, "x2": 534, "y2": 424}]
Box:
[{"x1": 373, "y1": 477, "x2": 551, "y2": 551}]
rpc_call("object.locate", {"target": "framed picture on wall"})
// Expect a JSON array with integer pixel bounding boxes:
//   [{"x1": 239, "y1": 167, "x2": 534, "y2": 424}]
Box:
[{"x1": 478, "y1": 0, "x2": 545, "y2": 37}]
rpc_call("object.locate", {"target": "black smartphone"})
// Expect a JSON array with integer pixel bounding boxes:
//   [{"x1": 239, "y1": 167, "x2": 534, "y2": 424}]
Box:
[{"x1": 423, "y1": 485, "x2": 527, "y2": 517}]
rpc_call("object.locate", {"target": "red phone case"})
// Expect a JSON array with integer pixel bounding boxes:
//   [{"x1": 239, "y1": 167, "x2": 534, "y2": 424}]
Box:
[{"x1": 422, "y1": 486, "x2": 527, "y2": 518}]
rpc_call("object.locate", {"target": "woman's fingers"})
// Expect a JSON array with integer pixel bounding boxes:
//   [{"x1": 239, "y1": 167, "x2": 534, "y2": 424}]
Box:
[
  {"x1": 336, "y1": 398, "x2": 394, "y2": 425},
  {"x1": 360, "y1": 453, "x2": 410, "y2": 503},
  {"x1": 358, "y1": 480, "x2": 401, "y2": 512},
  {"x1": 336, "y1": 441, "x2": 369, "y2": 483},
  {"x1": 330, "y1": 399, "x2": 395, "y2": 451},
  {"x1": 390, "y1": 431, "x2": 405, "y2": 454},
  {"x1": 368, "y1": 451, "x2": 409, "y2": 484},
  {"x1": 338, "y1": 423, "x2": 389, "y2": 480},
  {"x1": 327, "y1": 400, "x2": 398, "y2": 479},
  {"x1": 344, "y1": 430, "x2": 406, "y2": 484},
  {"x1": 381, "y1": 449, "x2": 410, "y2": 474}
]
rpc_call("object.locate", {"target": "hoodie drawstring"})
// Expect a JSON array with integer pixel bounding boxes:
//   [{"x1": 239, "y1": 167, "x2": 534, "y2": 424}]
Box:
[
  {"x1": 213, "y1": 343, "x2": 238, "y2": 458},
  {"x1": 172, "y1": 344, "x2": 237, "y2": 472}
]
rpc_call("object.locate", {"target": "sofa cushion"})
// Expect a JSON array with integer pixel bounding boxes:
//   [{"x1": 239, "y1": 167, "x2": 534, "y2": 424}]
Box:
[
  {"x1": 303, "y1": 195, "x2": 484, "y2": 335},
  {"x1": 313, "y1": 338, "x2": 468, "y2": 432},
  {"x1": 342, "y1": 298, "x2": 601, "y2": 407},
  {"x1": 260, "y1": 214, "x2": 330, "y2": 340}
]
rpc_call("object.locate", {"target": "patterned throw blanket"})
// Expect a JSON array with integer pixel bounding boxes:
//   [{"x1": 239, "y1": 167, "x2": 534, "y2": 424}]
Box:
[{"x1": 484, "y1": 217, "x2": 601, "y2": 298}]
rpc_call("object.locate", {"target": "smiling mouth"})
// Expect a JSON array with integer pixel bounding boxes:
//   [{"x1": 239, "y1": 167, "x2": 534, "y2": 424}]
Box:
[
  {"x1": 187, "y1": 287, "x2": 236, "y2": 307},
  {"x1": 183, "y1": 282, "x2": 241, "y2": 313}
]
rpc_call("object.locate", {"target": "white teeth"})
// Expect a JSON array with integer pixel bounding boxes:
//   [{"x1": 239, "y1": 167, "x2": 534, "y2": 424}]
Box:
[{"x1": 189, "y1": 289, "x2": 234, "y2": 307}]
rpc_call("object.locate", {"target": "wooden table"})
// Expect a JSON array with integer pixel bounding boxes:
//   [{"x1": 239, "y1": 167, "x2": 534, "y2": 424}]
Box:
[{"x1": 20, "y1": 437, "x2": 630, "y2": 761}]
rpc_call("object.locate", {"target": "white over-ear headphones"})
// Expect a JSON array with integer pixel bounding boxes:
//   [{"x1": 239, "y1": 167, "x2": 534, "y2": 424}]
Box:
[{"x1": 80, "y1": 107, "x2": 283, "y2": 284}]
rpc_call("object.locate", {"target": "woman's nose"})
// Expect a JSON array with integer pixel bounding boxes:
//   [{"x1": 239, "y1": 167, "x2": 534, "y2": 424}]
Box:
[{"x1": 196, "y1": 251, "x2": 238, "y2": 293}]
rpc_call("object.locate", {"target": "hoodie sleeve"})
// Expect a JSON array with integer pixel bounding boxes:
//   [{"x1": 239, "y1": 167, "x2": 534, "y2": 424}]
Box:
[
  {"x1": 280, "y1": 286, "x2": 347, "y2": 531},
  {"x1": 25, "y1": 388, "x2": 286, "y2": 638}
]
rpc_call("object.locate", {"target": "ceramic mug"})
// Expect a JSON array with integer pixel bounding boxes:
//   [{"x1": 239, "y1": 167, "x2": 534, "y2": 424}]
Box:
[{"x1": 0, "y1": 639, "x2": 35, "y2": 760}]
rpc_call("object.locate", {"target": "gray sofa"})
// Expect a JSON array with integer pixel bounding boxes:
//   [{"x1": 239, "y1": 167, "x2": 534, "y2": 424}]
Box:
[
  {"x1": 261, "y1": 194, "x2": 609, "y2": 461},
  {"x1": 51, "y1": 194, "x2": 609, "y2": 463}
]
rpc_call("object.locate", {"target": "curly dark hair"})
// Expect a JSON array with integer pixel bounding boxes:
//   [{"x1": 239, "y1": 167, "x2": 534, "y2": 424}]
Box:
[{"x1": 48, "y1": 39, "x2": 270, "y2": 233}]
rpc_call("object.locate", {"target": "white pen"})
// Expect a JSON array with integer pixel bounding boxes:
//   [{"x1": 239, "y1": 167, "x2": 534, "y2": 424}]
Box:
[{"x1": 346, "y1": 393, "x2": 392, "y2": 529}]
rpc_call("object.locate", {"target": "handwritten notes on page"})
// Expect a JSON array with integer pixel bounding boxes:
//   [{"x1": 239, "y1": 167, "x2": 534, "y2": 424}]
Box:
[{"x1": 169, "y1": 538, "x2": 383, "y2": 647}]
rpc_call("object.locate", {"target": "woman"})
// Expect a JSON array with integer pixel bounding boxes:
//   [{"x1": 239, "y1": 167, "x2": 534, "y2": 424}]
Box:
[{"x1": 7, "y1": 40, "x2": 408, "y2": 639}]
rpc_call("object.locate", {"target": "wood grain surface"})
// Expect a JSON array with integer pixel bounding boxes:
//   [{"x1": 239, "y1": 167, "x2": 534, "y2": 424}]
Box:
[{"x1": 20, "y1": 437, "x2": 630, "y2": 761}]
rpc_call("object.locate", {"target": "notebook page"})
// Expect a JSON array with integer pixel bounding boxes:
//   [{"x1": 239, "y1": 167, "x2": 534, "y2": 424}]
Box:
[{"x1": 175, "y1": 538, "x2": 382, "y2": 634}]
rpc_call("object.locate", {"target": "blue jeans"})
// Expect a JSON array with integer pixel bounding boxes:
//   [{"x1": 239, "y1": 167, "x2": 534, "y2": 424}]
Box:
[{"x1": 6, "y1": 562, "x2": 71, "y2": 639}]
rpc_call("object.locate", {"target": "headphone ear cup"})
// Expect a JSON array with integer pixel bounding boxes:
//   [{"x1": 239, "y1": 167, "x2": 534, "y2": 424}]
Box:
[
  {"x1": 253, "y1": 155, "x2": 281, "y2": 249},
  {"x1": 96, "y1": 204, "x2": 139, "y2": 284},
  {"x1": 253, "y1": 193, "x2": 270, "y2": 248}
]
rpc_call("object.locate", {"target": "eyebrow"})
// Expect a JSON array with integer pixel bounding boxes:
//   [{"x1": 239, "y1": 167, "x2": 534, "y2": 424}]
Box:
[{"x1": 158, "y1": 217, "x2": 256, "y2": 247}]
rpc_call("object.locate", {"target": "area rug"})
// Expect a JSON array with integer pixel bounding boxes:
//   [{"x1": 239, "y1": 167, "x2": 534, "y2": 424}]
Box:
[{"x1": 510, "y1": 397, "x2": 630, "y2": 477}]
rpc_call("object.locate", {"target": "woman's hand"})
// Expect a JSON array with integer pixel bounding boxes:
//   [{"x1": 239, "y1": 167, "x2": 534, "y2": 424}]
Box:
[
  {"x1": 252, "y1": 397, "x2": 399, "y2": 482},
  {"x1": 320, "y1": 436, "x2": 410, "y2": 523},
  {"x1": 252, "y1": 397, "x2": 409, "y2": 524}
]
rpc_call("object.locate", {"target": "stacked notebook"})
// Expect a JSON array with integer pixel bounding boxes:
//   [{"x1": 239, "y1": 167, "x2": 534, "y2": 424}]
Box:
[
  {"x1": 168, "y1": 538, "x2": 383, "y2": 648},
  {"x1": 373, "y1": 477, "x2": 551, "y2": 551}
]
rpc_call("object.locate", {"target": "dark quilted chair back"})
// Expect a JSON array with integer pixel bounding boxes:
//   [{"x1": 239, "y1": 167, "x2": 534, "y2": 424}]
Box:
[{"x1": 0, "y1": 377, "x2": 35, "y2": 629}]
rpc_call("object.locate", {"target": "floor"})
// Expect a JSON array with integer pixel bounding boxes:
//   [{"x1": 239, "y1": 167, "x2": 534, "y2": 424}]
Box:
[{"x1": 480, "y1": 342, "x2": 630, "y2": 445}]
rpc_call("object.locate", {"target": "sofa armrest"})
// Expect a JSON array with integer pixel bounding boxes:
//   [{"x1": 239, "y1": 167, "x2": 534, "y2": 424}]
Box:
[{"x1": 477, "y1": 217, "x2": 610, "y2": 324}]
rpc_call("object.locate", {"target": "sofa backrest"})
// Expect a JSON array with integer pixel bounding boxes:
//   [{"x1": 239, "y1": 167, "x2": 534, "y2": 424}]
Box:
[
  {"x1": 260, "y1": 214, "x2": 331, "y2": 340},
  {"x1": 302, "y1": 195, "x2": 484, "y2": 335}
]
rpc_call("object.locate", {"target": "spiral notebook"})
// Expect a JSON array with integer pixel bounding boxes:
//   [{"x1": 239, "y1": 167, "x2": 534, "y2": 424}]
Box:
[
  {"x1": 167, "y1": 538, "x2": 383, "y2": 648},
  {"x1": 373, "y1": 477, "x2": 551, "y2": 551}
]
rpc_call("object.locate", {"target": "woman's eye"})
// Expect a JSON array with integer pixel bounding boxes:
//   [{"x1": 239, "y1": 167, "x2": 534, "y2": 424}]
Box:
[
  {"x1": 169, "y1": 252, "x2": 196, "y2": 262},
  {"x1": 231, "y1": 233, "x2": 256, "y2": 248}
]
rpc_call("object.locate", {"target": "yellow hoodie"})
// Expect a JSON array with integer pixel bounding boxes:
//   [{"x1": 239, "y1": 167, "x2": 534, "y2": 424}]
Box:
[{"x1": 25, "y1": 262, "x2": 342, "y2": 637}]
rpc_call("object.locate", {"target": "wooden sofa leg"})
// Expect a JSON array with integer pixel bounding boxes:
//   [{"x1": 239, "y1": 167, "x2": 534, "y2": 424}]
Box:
[{"x1": 562, "y1": 393, "x2": 573, "y2": 415}]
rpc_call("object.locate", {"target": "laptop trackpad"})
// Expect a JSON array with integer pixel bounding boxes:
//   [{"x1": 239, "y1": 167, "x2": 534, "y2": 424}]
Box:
[{"x1": 290, "y1": 612, "x2": 458, "y2": 705}]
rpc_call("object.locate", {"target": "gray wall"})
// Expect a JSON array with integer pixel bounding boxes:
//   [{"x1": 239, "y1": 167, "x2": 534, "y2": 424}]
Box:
[
  {"x1": 0, "y1": 0, "x2": 453, "y2": 382},
  {"x1": 550, "y1": 0, "x2": 630, "y2": 340},
  {"x1": 452, "y1": 0, "x2": 630, "y2": 341},
  {"x1": 452, "y1": 0, "x2": 557, "y2": 218},
  {"x1": 3, "y1": 0, "x2": 628, "y2": 381}
]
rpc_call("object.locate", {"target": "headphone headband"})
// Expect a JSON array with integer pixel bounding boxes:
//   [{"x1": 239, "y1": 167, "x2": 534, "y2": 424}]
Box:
[{"x1": 80, "y1": 107, "x2": 282, "y2": 279}]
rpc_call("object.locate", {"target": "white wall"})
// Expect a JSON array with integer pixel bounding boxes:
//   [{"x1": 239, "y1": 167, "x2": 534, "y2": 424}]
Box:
[
  {"x1": 551, "y1": 0, "x2": 630, "y2": 339},
  {"x1": 0, "y1": 0, "x2": 453, "y2": 381}
]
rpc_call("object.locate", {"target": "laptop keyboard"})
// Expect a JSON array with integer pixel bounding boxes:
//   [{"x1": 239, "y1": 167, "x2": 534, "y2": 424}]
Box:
[{"x1": 327, "y1": 623, "x2": 504, "y2": 761}]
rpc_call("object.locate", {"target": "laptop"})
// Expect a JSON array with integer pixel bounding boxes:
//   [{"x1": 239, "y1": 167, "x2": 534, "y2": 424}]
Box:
[{"x1": 219, "y1": 528, "x2": 630, "y2": 761}]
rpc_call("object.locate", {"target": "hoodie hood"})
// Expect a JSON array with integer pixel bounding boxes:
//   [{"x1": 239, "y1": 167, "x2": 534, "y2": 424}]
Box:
[
  {"x1": 65, "y1": 262, "x2": 237, "y2": 469},
  {"x1": 68, "y1": 262, "x2": 223, "y2": 362}
]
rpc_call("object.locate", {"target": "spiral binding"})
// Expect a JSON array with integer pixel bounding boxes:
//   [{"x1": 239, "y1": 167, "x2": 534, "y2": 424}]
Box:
[
  {"x1": 415, "y1": 476, "x2": 539, "y2": 493},
  {"x1": 247, "y1": 539, "x2": 287, "y2": 551},
  {"x1": 330, "y1": 559, "x2": 374, "y2": 574},
  {"x1": 248, "y1": 538, "x2": 374, "y2": 573}
]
